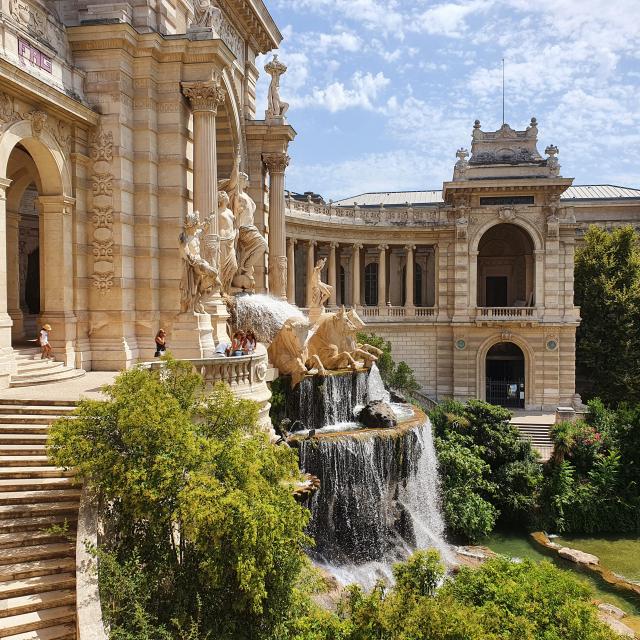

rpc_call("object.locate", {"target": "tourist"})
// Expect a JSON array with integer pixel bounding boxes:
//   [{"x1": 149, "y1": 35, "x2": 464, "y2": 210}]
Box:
[
  {"x1": 214, "y1": 341, "x2": 230, "y2": 357},
  {"x1": 39, "y1": 324, "x2": 53, "y2": 360},
  {"x1": 154, "y1": 329, "x2": 167, "y2": 357},
  {"x1": 231, "y1": 331, "x2": 245, "y2": 356},
  {"x1": 245, "y1": 330, "x2": 257, "y2": 354}
]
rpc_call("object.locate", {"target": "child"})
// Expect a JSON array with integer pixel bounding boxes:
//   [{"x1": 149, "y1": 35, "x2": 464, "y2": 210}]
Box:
[{"x1": 39, "y1": 324, "x2": 53, "y2": 360}]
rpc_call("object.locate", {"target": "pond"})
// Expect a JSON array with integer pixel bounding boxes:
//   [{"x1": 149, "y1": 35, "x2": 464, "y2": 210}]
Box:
[{"x1": 481, "y1": 532, "x2": 640, "y2": 633}]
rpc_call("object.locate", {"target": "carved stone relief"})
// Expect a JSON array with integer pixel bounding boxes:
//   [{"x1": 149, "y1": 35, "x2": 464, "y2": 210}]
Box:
[{"x1": 89, "y1": 128, "x2": 115, "y2": 294}]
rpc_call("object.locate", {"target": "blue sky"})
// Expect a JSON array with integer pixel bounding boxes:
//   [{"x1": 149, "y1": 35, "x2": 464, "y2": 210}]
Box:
[{"x1": 255, "y1": 0, "x2": 640, "y2": 201}]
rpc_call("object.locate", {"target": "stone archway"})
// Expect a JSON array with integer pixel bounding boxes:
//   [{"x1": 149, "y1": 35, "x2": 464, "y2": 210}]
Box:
[
  {"x1": 476, "y1": 334, "x2": 535, "y2": 409},
  {"x1": 0, "y1": 119, "x2": 76, "y2": 370}
]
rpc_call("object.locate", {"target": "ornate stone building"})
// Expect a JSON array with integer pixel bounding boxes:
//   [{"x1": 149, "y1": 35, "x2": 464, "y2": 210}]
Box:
[
  {"x1": 285, "y1": 121, "x2": 640, "y2": 410},
  {"x1": 0, "y1": 0, "x2": 295, "y2": 385}
]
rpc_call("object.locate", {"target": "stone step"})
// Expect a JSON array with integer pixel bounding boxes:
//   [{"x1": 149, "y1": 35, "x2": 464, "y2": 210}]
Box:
[
  {"x1": 0, "y1": 427, "x2": 49, "y2": 436},
  {"x1": 0, "y1": 401, "x2": 75, "y2": 409},
  {"x1": 0, "y1": 469, "x2": 73, "y2": 481},
  {"x1": 9, "y1": 370, "x2": 86, "y2": 388},
  {"x1": 0, "y1": 557, "x2": 76, "y2": 584},
  {"x1": 0, "y1": 479, "x2": 76, "y2": 493},
  {"x1": 0, "y1": 503, "x2": 79, "y2": 521},
  {"x1": 0, "y1": 490, "x2": 81, "y2": 506},
  {"x1": 0, "y1": 515, "x2": 78, "y2": 534},
  {"x1": 0, "y1": 408, "x2": 74, "y2": 417},
  {"x1": 0, "y1": 418, "x2": 57, "y2": 426},
  {"x1": 0, "y1": 446, "x2": 47, "y2": 457},
  {"x1": 0, "y1": 458, "x2": 53, "y2": 469},
  {"x1": 13, "y1": 361, "x2": 65, "y2": 374},
  {"x1": 0, "y1": 574, "x2": 75, "y2": 601},
  {"x1": 0, "y1": 435, "x2": 48, "y2": 446},
  {"x1": 0, "y1": 530, "x2": 75, "y2": 551},
  {"x1": 0, "y1": 589, "x2": 75, "y2": 620},
  {"x1": 0, "y1": 605, "x2": 75, "y2": 637},
  {"x1": 0, "y1": 545, "x2": 75, "y2": 571},
  {"x1": 0, "y1": 622, "x2": 75, "y2": 640},
  {"x1": 11, "y1": 367, "x2": 73, "y2": 383}
]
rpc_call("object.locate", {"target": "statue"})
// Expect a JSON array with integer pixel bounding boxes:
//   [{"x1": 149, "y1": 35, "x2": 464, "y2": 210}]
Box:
[
  {"x1": 453, "y1": 148, "x2": 469, "y2": 180},
  {"x1": 219, "y1": 150, "x2": 268, "y2": 290},
  {"x1": 264, "y1": 55, "x2": 289, "y2": 120},
  {"x1": 268, "y1": 318, "x2": 324, "y2": 387},
  {"x1": 217, "y1": 190, "x2": 238, "y2": 295},
  {"x1": 179, "y1": 211, "x2": 219, "y2": 313},
  {"x1": 545, "y1": 144, "x2": 560, "y2": 176},
  {"x1": 311, "y1": 257, "x2": 333, "y2": 309},
  {"x1": 192, "y1": 0, "x2": 222, "y2": 29}
]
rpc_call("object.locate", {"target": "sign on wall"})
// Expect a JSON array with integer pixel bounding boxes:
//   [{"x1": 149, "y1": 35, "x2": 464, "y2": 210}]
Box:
[{"x1": 18, "y1": 38, "x2": 52, "y2": 73}]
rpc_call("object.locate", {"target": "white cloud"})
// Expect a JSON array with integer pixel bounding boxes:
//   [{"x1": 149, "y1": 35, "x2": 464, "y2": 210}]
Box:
[
  {"x1": 413, "y1": 1, "x2": 493, "y2": 37},
  {"x1": 296, "y1": 71, "x2": 391, "y2": 112},
  {"x1": 317, "y1": 31, "x2": 362, "y2": 52}
]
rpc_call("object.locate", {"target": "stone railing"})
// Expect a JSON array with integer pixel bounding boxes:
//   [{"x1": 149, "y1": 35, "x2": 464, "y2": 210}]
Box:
[
  {"x1": 301, "y1": 306, "x2": 438, "y2": 322},
  {"x1": 148, "y1": 345, "x2": 273, "y2": 431},
  {"x1": 286, "y1": 198, "x2": 451, "y2": 227},
  {"x1": 476, "y1": 307, "x2": 537, "y2": 320}
]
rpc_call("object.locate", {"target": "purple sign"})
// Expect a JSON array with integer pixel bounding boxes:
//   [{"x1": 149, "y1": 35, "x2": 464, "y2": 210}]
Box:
[{"x1": 18, "y1": 38, "x2": 52, "y2": 73}]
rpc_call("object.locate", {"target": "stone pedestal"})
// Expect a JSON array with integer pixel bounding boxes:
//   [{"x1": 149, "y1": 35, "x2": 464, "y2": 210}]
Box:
[{"x1": 168, "y1": 312, "x2": 216, "y2": 360}]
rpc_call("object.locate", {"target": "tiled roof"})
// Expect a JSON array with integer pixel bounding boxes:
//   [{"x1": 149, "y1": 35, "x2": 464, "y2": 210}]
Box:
[{"x1": 332, "y1": 185, "x2": 640, "y2": 207}]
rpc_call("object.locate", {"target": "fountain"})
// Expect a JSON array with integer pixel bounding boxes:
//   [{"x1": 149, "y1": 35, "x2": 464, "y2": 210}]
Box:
[{"x1": 228, "y1": 269, "x2": 450, "y2": 588}]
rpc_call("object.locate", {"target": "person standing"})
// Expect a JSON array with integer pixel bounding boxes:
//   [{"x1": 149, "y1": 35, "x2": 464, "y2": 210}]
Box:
[
  {"x1": 154, "y1": 329, "x2": 167, "y2": 357},
  {"x1": 39, "y1": 324, "x2": 53, "y2": 360}
]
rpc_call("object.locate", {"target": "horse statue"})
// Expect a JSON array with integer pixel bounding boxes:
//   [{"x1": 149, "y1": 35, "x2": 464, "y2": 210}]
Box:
[{"x1": 268, "y1": 317, "x2": 324, "y2": 387}]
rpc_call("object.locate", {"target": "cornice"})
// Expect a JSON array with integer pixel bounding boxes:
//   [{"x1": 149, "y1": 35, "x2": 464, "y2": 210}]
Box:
[{"x1": 218, "y1": 0, "x2": 282, "y2": 53}]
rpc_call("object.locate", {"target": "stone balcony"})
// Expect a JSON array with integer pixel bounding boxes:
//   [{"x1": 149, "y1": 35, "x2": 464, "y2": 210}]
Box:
[
  {"x1": 301, "y1": 306, "x2": 438, "y2": 323},
  {"x1": 475, "y1": 306, "x2": 539, "y2": 326}
]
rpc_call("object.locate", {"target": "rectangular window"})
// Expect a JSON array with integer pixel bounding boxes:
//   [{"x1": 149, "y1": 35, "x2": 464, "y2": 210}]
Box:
[{"x1": 479, "y1": 196, "x2": 534, "y2": 205}]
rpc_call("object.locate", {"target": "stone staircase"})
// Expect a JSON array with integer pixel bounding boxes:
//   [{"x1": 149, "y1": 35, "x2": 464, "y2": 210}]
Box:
[
  {"x1": 0, "y1": 400, "x2": 80, "y2": 639},
  {"x1": 511, "y1": 415, "x2": 554, "y2": 462},
  {"x1": 10, "y1": 350, "x2": 85, "y2": 389}
]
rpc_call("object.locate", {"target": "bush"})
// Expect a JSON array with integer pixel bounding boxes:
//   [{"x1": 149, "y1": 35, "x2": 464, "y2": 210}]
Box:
[
  {"x1": 48, "y1": 358, "x2": 310, "y2": 640},
  {"x1": 430, "y1": 400, "x2": 542, "y2": 541}
]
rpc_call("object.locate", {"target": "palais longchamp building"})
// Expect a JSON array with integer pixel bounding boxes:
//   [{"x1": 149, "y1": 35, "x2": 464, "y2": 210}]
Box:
[{"x1": 1, "y1": 0, "x2": 640, "y2": 410}]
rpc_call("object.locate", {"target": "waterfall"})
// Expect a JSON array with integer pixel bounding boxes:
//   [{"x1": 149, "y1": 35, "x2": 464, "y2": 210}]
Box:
[
  {"x1": 367, "y1": 363, "x2": 391, "y2": 403},
  {"x1": 298, "y1": 419, "x2": 451, "y2": 587},
  {"x1": 286, "y1": 371, "x2": 369, "y2": 431}
]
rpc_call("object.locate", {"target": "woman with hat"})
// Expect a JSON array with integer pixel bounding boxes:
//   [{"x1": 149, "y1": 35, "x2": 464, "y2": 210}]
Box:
[{"x1": 39, "y1": 324, "x2": 53, "y2": 360}]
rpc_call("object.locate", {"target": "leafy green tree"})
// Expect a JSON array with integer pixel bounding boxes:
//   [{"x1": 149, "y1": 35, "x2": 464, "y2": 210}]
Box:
[
  {"x1": 575, "y1": 225, "x2": 640, "y2": 404},
  {"x1": 48, "y1": 358, "x2": 310, "y2": 640}
]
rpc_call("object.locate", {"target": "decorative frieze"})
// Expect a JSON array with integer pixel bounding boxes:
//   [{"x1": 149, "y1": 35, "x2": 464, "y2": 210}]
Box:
[{"x1": 89, "y1": 127, "x2": 115, "y2": 294}]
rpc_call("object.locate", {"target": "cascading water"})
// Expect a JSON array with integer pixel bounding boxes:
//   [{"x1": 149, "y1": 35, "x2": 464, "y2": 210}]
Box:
[
  {"x1": 234, "y1": 294, "x2": 305, "y2": 342},
  {"x1": 297, "y1": 417, "x2": 451, "y2": 587},
  {"x1": 367, "y1": 363, "x2": 391, "y2": 403}
]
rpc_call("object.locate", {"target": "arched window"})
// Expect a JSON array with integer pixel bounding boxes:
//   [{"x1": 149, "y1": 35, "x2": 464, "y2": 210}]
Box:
[
  {"x1": 401, "y1": 263, "x2": 423, "y2": 306},
  {"x1": 339, "y1": 266, "x2": 346, "y2": 305},
  {"x1": 364, "y1": 262, "x2": 378, "y2": 306}
]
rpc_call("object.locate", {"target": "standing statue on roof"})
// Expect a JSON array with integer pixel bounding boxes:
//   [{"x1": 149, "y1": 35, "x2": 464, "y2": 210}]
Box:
[{"x1": 265, "y1": 55, "x2": 289, "y2": 120}]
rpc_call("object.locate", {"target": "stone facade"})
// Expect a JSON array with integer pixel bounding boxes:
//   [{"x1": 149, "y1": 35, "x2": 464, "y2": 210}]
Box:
[
  {"x1": 0, "y1": 0, "x2": 294, "y2": 383},
  {"x1": 285, "y1": 123, "x2": 640, "y2": 411}
]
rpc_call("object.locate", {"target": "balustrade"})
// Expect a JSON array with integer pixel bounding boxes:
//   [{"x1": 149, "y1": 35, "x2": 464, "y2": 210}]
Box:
[{"x1": 476, "y1": 307, "x2": 537, "y2": 319}]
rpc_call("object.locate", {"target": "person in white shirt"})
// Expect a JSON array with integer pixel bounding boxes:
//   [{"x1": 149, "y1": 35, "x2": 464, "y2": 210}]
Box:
[{"x1": 39, "y1": 324, "x2": 53, "y2": 360}]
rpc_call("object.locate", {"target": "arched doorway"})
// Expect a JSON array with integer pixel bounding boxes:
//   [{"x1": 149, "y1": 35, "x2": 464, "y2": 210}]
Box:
[
  {"x1": 485, "y1": 342, "x2": 525, "y2": 408},
  {"x1": 477, "y1": 223, "x2": 535, "y2": 307}
]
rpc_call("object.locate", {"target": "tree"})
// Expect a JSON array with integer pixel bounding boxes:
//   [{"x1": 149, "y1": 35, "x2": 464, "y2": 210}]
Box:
[
  {"x1": 574, "y1": 225, "x2": 640, "y2": 405},
  {"x1": 48, "y1": 358, "x2": 310, "y2": 640}
]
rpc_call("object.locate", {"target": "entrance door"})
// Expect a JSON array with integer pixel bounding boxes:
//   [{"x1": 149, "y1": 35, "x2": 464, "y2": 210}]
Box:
[
  {"x1": 485, "y1": 342, "x2": 525, "y2": 408},
  {"x1": 486, "y1": 276, "x2": 507, "y2": 306}
]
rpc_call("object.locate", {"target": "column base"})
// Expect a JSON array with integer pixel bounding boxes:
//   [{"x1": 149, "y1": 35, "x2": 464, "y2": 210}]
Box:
[{"x1": 40, "y1": 311, "x2": 78, "y2": 368}]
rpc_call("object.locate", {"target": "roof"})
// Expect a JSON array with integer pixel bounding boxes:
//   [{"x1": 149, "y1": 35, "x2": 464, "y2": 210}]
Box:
[{"x1": 332, "y1": 185, "x2": 640, "y2": 208}]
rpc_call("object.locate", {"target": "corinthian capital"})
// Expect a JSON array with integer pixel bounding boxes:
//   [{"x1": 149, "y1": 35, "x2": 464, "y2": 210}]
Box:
[
  {"x1": 181, "y1": 75, "x2": 226, "y2": 113},
  {"x1": 263, "y1": 152, "x2": 290, "y2": 174}
]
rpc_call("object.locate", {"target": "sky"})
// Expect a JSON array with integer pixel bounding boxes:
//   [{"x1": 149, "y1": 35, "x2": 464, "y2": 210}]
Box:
[{"x1": 254, "y1": 0, "x2": 640, "y2": 201}]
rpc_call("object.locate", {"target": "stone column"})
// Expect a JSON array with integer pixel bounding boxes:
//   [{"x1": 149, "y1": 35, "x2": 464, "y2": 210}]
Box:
[
  {"x1": 469, "y1": 250, "x2": 479, "y2": 310},
  {"x1": 264, "y1": 153, "x2": 290, "y2": 300},
  {"x1": 0, "y1": 179, "x2": 14, "y2": 386},
  {"x1": 6, "y1": 211, "x2": 23, "y2": 340},
  {"x1": 287, "y1": 237, "x2": 296, "y2": 303},
  {"x1": 351, "y1": 243, "x2": 362, "y2": 307},
  {"x1": 181, "y1": 76, "x2": 226, "y2": 240},
  {"x1": 305, "y1": 240, "x2": 316, "y2": 308},
  {"x1": 179, "y1": 75, "x2": 227, "y2": 349},
  {"x1": 405, "y1": 244, "x2": 415, "y2": 309},
  {"x1": 378, "y1": 244, "x2": 387, "y2": 308},
  {"x1": 328, "y1": 242, "x2": 338, "y2": 307},
  {"x1": 534, "y1": 249, "x2": 545, "y2": 311},
  {"x1": 38, "y1": 195, "x2": 77, "y2": 366}
]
